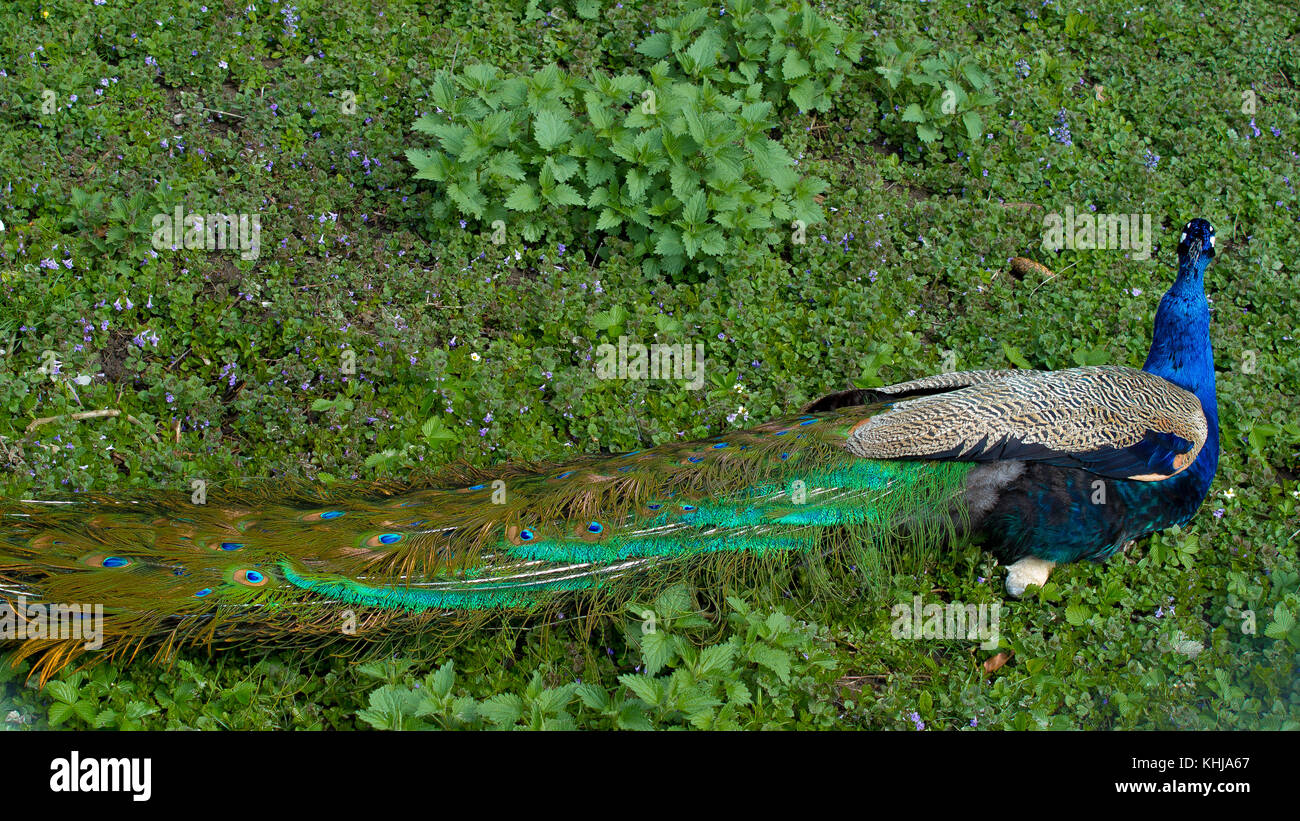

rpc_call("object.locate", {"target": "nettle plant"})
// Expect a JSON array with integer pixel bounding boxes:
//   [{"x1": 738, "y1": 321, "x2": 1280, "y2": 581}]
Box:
[
  {"x1": 406, "y1": 62, "x2": 826, "y2": 280},
  {"x1": 870, "y1": 37, "x2": 998, "y2": 155},
  {"x1": 634, "y1": 0, "x2": 864, "y2": 115}
]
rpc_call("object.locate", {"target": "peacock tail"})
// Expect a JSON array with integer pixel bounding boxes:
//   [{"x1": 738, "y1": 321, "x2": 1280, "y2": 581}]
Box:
[{"x1": 0, "y1": 402, "x2": 973, "y2": 679}]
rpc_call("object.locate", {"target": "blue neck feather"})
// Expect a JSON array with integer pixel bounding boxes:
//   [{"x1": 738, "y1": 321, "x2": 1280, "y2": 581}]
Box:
[{"x1": 1141, "y1": 247, "x2": 1220, "y2": 482}]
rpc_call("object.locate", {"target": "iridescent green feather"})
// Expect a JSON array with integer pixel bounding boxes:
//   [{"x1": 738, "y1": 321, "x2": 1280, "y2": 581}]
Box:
[{"x1": 0, "y1": 403, "x2": 971, "y2": 677}]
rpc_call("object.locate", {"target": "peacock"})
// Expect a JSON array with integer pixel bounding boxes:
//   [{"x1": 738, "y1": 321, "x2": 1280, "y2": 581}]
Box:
[{"x1": 0, "y1": 219, "x2": 1219, "y2": 679}]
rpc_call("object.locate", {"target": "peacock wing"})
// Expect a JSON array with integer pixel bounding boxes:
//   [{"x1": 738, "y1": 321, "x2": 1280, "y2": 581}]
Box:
[{"x1": 839, "y1": 365, "x2": 1207, "y2": 481}]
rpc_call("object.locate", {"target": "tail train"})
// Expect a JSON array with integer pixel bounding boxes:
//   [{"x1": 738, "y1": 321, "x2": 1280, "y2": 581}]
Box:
[{"x1": 1, "y1": 403, "x2": 972, "y2": 679}]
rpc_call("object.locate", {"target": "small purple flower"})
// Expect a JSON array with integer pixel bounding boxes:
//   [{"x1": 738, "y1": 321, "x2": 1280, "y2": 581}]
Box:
[{"x1": 1049, "y1": 109, "x2": 1073, "y2": 147}]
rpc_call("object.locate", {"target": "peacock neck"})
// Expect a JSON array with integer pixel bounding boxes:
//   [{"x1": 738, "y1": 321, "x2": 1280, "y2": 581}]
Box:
[{"x1": 1142, "y1": 263, "x2": 1219, "y2": 480}]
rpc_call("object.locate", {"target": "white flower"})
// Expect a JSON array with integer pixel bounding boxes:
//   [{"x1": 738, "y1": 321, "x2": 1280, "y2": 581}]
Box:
[
  {"x1": 1221, "y1": 488, "x2": 1236, "y2": 499},
  {"x1": 469, "y1": 352, "x2": 480, "y2": 362}
]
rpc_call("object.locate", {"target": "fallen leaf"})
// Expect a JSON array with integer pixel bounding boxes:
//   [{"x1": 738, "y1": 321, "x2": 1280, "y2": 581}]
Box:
[{"x1": 983, "y1": 651, "x2": 1012, "y2": 673}]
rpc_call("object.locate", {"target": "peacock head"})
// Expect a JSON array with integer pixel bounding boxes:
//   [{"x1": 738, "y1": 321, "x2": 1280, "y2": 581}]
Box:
[{"x1": 1176, "y1": 218, "x2": 1215, "y2": 276}]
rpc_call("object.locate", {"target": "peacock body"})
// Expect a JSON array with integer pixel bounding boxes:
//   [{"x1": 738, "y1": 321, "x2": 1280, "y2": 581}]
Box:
[{"x1": 0, "y1": 219, "x2": 1220, "y2": 677}]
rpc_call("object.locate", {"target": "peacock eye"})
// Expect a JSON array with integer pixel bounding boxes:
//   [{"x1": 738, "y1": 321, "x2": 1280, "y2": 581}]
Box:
[{"x1": 520, "y1": 529, "x2": 534, "y2": 541}]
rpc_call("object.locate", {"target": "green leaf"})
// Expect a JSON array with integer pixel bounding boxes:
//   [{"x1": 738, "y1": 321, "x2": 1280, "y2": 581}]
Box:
[
  {"x1": 430, "y1": 660, "x2": 455, "y2": 697},
  {"x1": 595, "y1": 208, "x2": 624, "y2": 230},
  {"x1": 421, "y1": 417, "x2": 459, "y2": 443},
  {"x1": 963, "y1": 110, "x2": 984, "y2": 141},
  {"x1": 684, "y1": 29, "x2": 723, "y2": 75},
  {"x1": 698, "y1": 227, "x2": 727, "y2": 256},
  {"x1": 637, "y1": 32, "x2": 672, "y2": 59},
  {"x1": 682, "y1": 191, "x2": 708, "y2": 227},
  {"x1": 788, "y1": 80, "x2": 819, "y2": 113},
  {"x1": 617, "y1": 701, "x2": 653, "y2": 730},
  {"x1": 478, "y1": 693, "x2": 525, "y2": 726},
  {"x1": 1002, "y1": 343, "x2": 1033, "y2": 369},
  {"x1": 535, "y1": 683, "x2": 577, "y2": 714},
  {"x1": 641, "y1": 630, "x2": 677, "y2": 676},
  {"x1": 748, "y1": 643, "x2": 791, "y2": 683},
  {"x1": 1064, "y1": 602, "x2": 1090, "y2": 626},
  {"x1": 584, "y1": 93, "x2": 615, "y2": 131},
  {"x1": 48, "y1": 702, "x2": 76, "y2": 727},
  {"x1": 545, "y1": 154, "x2": 581, "y2": 183},
  {"x1": 782, "y1": 51, "x2": 812, "y2": 81},
  {"x1": 1264, "y1": 604, "x2": 1295, "y2": 639},
  {"x1": 45, "y1": 680, "x2": 78, "y2": 704},
  {"x1": 533, "y1": 109, "x2": 573, "y2": 151},
  {"x1": 545, "y1": 182, "x2": 586, "y2": 207},
  {"x1": 574, "y1": 683, "x2": 610, "y2": 711},
  {"x1": 961, "y1": 61, "x2": 991, "y2": 90},
  {"x1": 618, "y1": 673, "x2": 662, "y2": 706},
  {"x1": 357, "y1": 685, "x2": 421, "y2": 730},
  {"x1": 504, "y1": 183, "x2": 541, "y2": 212},
  {"x1": 447, "y1": 181, "x2": 487, "y2": 218},
  {"x1": 486, "y1": 150, "x2": 527, "y2": 182},
  {"x1": 901, "y1": 103, "x2": 927, "y2": 123},
  {"x1": 697, "y1": 642, "x2": 737, "y2": 677},
  {"x1": 748, "y1": 139, "x2": 797, "y2": 191},
  {"x1": 625, "y1": 168, "x2": 650, "y2": 202},
  {"x1": 591, "y1": 305, "x2": 629, "y2": 331}
]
